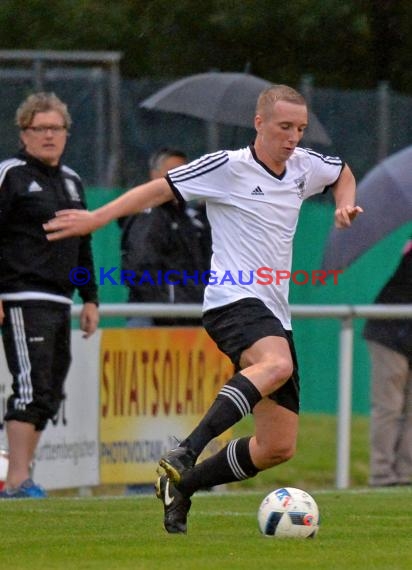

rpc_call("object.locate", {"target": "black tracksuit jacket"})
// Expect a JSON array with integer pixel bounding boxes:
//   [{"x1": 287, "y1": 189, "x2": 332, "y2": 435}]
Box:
[
  {"x1": 121, "y1": 201, "x2": 211, "y2": 305},
  {"x1": 0, "y1": 149, "x2": 98, "y2": 304}
]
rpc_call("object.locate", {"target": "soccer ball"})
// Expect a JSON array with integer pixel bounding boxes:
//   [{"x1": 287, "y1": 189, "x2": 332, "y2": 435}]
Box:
[{"x1": 257, "y1": 487, "x2": 320, "y2": 538}]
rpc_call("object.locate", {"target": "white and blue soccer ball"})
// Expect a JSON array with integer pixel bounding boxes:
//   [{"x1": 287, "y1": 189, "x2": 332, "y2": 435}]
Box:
[{"x1": 258, "y1": 487, "x2": 320, "y2": 538}]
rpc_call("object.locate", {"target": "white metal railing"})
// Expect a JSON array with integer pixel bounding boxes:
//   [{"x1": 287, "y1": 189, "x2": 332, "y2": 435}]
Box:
[{"x1": 72, "y1": 303, "x2": 412, "y2": 489}]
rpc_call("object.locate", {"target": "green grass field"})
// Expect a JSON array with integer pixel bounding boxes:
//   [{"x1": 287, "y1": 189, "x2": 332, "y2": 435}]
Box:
[
  {"x1": 3, "y1": 414, "x2": 411, "y2": 569},
  {"x1": 1, "y1": 489, "x2": 411, "y2": 569}
]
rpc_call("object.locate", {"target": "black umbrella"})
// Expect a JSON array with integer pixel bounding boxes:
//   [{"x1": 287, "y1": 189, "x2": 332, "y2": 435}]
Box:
[
  {"x1": 321, "y1": 145, "x2": 412, "y2": 272},
  {"x1": 140, "y1": 71, "x2": 331, "y2": 146}
]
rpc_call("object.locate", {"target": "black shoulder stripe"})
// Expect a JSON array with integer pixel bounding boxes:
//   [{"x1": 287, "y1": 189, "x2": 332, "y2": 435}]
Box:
[
  {"x1": 307, "y1": 149, "x2": 342, "y2": 165},
  {"x1": 170, "y1": 151, "x2": 229, "y2": 182},
  {"x1": 171, "y1": 157, "x2": 229, "y2": 183}
]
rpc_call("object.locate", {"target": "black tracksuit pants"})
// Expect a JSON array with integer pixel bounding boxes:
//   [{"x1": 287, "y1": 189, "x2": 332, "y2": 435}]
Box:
[{"x1": 1, "y1": 300, "x2": 71, "y2": 430}]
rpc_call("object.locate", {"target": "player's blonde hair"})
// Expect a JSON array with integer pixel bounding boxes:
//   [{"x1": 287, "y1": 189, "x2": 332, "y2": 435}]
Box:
[
  {"x1": 15, "y1": 92, "x2": 72, "y2": 130},
  {"x1": 256, "y1": 85, "x2": 306, "y2": 118}
]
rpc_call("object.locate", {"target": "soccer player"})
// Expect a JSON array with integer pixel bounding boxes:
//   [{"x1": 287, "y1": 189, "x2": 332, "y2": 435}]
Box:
[{"x1": 44, "y1": 85, "x2": 362, "y2": 531}]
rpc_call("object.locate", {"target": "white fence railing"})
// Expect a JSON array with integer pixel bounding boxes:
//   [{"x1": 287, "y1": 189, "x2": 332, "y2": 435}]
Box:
[{"x1": 72, "y1": 303, "x2": 412, "y2": 489}]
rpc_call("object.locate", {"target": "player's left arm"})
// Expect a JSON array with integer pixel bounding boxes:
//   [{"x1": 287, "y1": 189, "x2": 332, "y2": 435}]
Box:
[{"x1": 331, "y1": 164, "x2": 363, "y2": 228}]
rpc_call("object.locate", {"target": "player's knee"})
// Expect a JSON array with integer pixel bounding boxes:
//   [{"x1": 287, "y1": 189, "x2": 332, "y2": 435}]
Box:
[
  {"x1": 278, "y1": 357, "x2": 294, "y2": 382},
  {"x1": 266, "y1": 441, "x2": 296, "y2": 467},
  {"x1": 278, "y1": 445, "x2": 296, "y2": 464},
  {"x1": 265, "y1": 356, "x2": 294, "y2": 388}
]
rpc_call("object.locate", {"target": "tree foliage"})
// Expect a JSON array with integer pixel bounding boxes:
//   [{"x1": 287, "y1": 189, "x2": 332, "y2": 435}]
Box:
[{"x1": 0, "y1": 0, "x2": 410, "y2": 93}]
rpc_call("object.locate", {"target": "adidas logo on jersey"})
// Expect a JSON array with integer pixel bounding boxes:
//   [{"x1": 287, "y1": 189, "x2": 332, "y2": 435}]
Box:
[
  {"x1": 28, "y1": 181, "x2": 43, "y2": 192},
  {"x1": 251, "y1": 186, "x2": 264, "y2": 195}
]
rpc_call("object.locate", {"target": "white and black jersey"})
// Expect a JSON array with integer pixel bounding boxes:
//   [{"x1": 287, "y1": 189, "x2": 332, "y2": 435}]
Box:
[{"x1": 167, "y1": 144, "x2": 343, "y2": 329}]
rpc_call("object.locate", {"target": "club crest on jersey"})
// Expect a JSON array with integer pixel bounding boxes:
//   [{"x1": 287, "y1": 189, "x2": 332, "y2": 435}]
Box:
[
  {"x1": 294, "y1": 176, "x2": 307, "y2": 199},
  {"x1": 65, "y1": 178, "x2": 81, "y2": 201}
]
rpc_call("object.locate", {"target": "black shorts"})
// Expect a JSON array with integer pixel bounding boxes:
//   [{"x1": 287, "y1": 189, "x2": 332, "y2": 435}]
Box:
[
  {"x1": 203, "y1": 297, "x2": 300, "y2": 414},
  {"x1": 1, "y1": 300, "x2": 71, "y2": 430}
]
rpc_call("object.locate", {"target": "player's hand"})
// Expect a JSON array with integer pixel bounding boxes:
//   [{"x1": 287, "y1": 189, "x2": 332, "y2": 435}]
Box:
[
  {"x1": 334, "y1": 205, "x2": 363, "y2": 229},
  {"x1": 80, "y1": 302, "x2": 99, "y2": 338},
  {"x1": 43, "y1": 210, "x2": 98, "y2": 240},
  {"x1": 0, "y1": 300, "x2": 4, "y2": 326}
]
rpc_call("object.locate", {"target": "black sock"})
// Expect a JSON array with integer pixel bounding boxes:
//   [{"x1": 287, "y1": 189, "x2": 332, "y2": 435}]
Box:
[
  {"x1": 179, "y1": 436, "x2": 259, "y2": 496},
  {"x1": 180, "y1": 373, "x2": 261, "y2": 457}
]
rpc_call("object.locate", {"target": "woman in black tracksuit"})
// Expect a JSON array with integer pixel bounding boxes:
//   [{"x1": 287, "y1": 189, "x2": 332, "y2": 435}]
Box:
[{"x1": 0, "y1": 92, "x2": 99, "y2": 498}]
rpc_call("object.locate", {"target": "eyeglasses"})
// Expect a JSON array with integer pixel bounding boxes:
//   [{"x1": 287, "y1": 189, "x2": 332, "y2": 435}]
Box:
[{"x1": 25, "y1": 126, "x2": 67, "y2": 134}]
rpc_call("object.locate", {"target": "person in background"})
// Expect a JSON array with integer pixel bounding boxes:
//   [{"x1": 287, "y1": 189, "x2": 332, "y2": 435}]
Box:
[
  {"x1": 364, "y1": 238, "x2": 412, "y2": 487},
  {"x1": 121, "y1": 147, "x2": 211, "y2": 327},
  {"x1": 0, "y1": 92, "x2": 99, "y2": 498},
  {"x1": 44, "y1": 84, "x2": 361, "y2": 532}
]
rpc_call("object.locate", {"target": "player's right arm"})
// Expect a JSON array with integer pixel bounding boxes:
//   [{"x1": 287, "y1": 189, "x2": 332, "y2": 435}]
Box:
[{"x1": 44, "y1": 178, "x2": 175, "y2": 240}]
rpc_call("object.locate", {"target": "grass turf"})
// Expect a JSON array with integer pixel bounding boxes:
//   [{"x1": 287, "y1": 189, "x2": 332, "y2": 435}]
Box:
[
  {"x1": 1, "y1": 489, "x2": 412, "y2": 570},
  {"x1": 3, "y1": 413, "x2": 406, "y2": 569}
]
